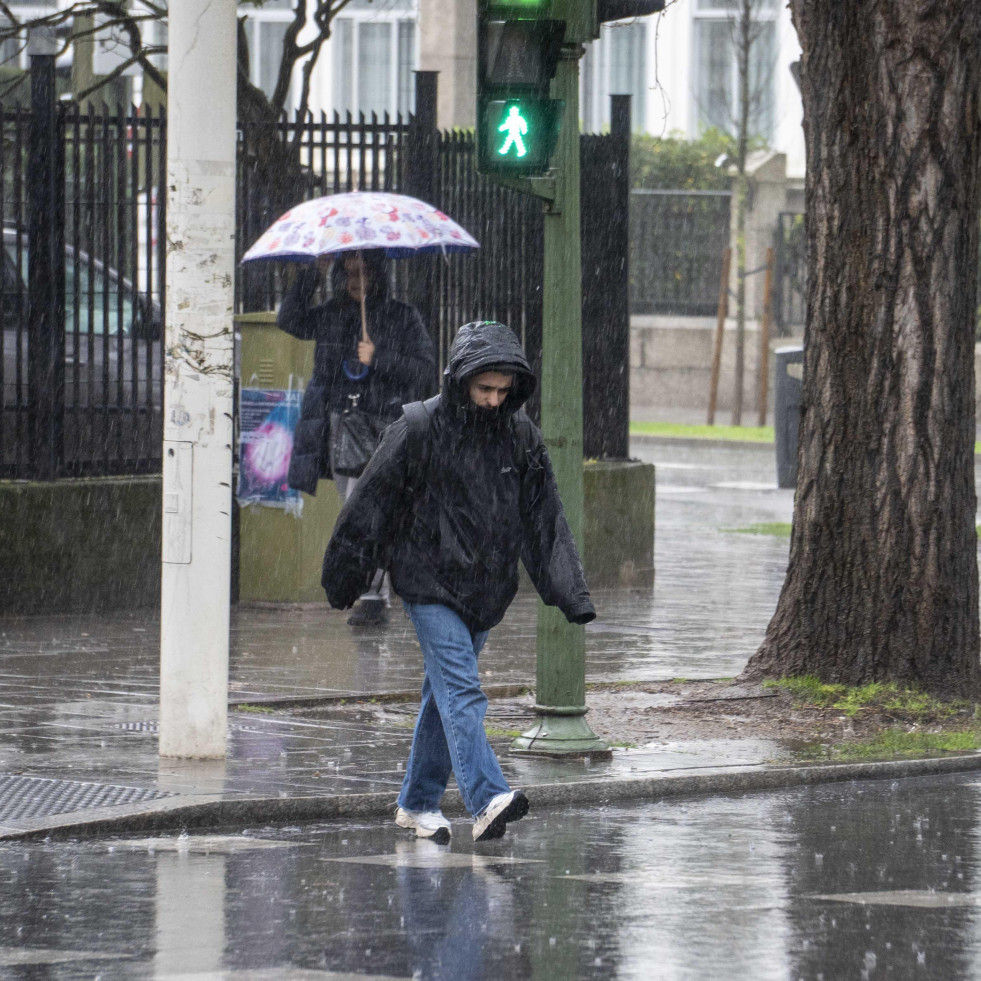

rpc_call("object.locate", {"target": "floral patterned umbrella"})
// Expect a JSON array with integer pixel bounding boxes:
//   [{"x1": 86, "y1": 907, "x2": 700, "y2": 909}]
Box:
[{"x1": 241, "y1": 191, "x2": 480, "y2": 263}]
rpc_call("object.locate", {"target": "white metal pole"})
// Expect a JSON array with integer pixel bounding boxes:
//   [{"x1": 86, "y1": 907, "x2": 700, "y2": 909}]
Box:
[{"x1": 160, "y1": 0, "x2": 237, "y2": 758}]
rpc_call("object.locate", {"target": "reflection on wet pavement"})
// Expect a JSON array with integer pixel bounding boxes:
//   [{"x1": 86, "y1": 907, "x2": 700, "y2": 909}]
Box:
[{"x1": 2, "y1": 772, "x2": 980, "y2": 979}]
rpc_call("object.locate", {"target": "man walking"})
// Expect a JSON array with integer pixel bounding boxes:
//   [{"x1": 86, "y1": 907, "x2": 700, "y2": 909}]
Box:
[{"x1": 322, "y1": 320, "x2": 595, "y2": 843}]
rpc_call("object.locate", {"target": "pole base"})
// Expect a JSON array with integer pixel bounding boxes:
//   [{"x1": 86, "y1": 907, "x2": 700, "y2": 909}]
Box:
[{"x1": 510, "y1": 713, "x2": 612, "y2": 759}]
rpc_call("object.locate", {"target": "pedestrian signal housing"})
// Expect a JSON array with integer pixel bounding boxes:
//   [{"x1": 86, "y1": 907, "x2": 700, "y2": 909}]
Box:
[
  {"x1": 477, "y1": 1, "x2": 566, "y2": 175},
  {"x1": 597, "y1": 0, "x2": 665, "y2": 22}
]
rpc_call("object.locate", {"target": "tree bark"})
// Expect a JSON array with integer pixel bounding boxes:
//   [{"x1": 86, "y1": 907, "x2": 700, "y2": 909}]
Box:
[{"x1": 742, "y1": 0, "x2": 981, "y2": 698}]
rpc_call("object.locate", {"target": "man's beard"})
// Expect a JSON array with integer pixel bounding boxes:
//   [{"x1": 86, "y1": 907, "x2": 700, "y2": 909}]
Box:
[{"x1": 462, "y1": 400, "x2": 507, "y2": 430}]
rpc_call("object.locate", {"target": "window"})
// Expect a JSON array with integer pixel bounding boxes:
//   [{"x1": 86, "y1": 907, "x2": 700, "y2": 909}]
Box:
[
  {"x1": 692, "y1": 0, "x2": 777, "y2": 142},
  {"x1": 580, "y1": 20, "x2": 647, "y2": 133},
  {"x1": 333, "y1": 0, "x2": 417, "y2": 118}
]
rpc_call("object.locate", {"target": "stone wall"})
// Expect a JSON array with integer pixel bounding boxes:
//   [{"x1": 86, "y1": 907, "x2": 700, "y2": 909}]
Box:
[
  {"x1": 631, "y1": 314, "x2": 802, "y2": 417},
  {"x1": 0, "y1": 477, "x2": 161, "y2": 614},
  {"x1": 632, "y1": 317, "x2": 981, "y2": 422}
]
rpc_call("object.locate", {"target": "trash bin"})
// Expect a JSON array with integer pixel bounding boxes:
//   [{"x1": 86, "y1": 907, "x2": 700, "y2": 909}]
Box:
[
  {"x1": 235, "y1": 312, "x2": 344, "y2": 603},
  {"x1": 774, "y1": 345, "x2": 803, "y2": 489}
]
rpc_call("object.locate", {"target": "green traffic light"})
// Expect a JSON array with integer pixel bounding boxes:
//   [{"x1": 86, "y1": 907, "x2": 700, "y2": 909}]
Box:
[
  {"x1": 497, "y1": 105, "x2": 529, "y2": 158},
  {"x1": 478, "y1": 98, "x2": 563, "y2": 174}
]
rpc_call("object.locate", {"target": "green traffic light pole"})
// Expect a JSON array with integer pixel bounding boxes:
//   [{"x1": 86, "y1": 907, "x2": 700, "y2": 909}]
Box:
[{"x1": 510, "y1": 8, "x2": 610, "y2": 758}]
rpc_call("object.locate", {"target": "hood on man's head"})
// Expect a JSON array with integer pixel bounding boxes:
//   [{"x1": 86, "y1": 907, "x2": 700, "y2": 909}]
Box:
[
  {"x1": 444, "y1": 320, "x2": 536, "y2": 411},
  {"x1": 330, "y1": 249, "x2": 389, "y2": 300}
]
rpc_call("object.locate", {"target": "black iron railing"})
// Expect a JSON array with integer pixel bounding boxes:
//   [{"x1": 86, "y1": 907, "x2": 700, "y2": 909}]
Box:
[
  {"x1": 629, "y1": 189, "x2": 732, "y2": 317},
  {"x1": 773, "y1": 210, "x2": 806, "y2": 336},
  {"x1": 1, "y1": 78, "x2": 632, "y2": 478}
]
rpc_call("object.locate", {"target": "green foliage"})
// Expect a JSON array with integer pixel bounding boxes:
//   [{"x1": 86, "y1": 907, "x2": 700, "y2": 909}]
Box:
[
  {"x1": 763, "y1": 677, "x2": 966, "y2": 719},
  {"x1": 235, "y1": 703, "x2": 276, "y2": 714},
  {"x1": 631, "y1": 128, "x2": 770, "y2": 191},
  {"x1": 631, "y1": 129, "x2": 735, "y2": 191}
]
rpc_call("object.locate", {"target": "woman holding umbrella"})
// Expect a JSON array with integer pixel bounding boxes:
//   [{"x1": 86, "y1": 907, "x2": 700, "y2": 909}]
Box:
[
  {"x1": 244, "y1": 191, "x2": 478, "y2": 625},
  {"x1": 278, "y1": 249, "x2": 436, "y2": 626}
]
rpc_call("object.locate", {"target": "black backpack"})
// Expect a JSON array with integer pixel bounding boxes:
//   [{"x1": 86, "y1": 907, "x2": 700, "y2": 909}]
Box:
[{"x1": 401, "y1": 395, "x2": 534, "y2": 502}]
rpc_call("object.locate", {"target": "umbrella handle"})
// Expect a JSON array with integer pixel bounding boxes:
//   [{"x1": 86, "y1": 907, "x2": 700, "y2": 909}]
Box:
[{"x1": 360, "y1": 260, "x2": 370, "y2": 344}]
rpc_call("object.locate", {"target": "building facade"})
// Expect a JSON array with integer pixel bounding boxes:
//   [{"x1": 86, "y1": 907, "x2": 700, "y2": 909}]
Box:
[{"x1": 0, "y1": 0, "x2": 803, "y2": 176}]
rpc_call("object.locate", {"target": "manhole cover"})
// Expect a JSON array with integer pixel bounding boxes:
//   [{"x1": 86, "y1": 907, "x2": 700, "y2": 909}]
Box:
[{"x1": 0, "y1": 774, "x2": 175, "y2": 822}]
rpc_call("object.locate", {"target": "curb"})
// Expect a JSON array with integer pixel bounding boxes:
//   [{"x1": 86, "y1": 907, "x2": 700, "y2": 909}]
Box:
[
  {"x1": 629, "y1": 433, "x2": 775, "y2": 451},
  {"x1": 4, "y1": 751, "x2": 981, "y2": 842},
  {"x1": 229, "y1": 683, "x2": 533, "y2": 712}
]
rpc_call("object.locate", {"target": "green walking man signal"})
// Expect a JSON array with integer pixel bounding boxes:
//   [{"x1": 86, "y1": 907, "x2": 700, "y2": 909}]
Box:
[
  {"x1": 480, "y1": 99, "x2": 563, "y2": 174},
  {"x1": 498, "y1": 105, "x2": 529, "y2": 158}
]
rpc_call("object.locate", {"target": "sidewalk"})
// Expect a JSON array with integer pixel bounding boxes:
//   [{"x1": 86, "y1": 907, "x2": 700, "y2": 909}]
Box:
[{"x1": 3, "y1": 439, "x2": 979, "y2": 841}]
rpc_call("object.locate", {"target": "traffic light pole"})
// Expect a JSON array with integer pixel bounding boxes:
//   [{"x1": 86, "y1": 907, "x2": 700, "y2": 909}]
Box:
[{"x1": 511, "y1": 40, "x2": 609, "y2": 758}]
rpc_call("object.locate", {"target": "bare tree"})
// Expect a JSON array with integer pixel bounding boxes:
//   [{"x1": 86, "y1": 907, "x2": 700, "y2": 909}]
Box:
[
  {"x1": 694, "y1": 0, "x2": 776, "y2": 425},
  {"x1": 742, "y1": 0, "x2": 981, "y2": 698},
  {"x1": 0, "y1": 1, "x2": 357, "y2": 204}
]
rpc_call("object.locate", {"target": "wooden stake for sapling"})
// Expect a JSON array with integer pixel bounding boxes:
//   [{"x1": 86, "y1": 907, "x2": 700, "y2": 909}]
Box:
[{"x1": 708, "y1": 247, "x2": 732, "y2": 425}]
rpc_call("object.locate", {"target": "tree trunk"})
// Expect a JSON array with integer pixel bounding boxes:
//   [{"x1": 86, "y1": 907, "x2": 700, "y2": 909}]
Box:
[{"x1": 742, "y1": 0, "x2": 981, "y2": 698}]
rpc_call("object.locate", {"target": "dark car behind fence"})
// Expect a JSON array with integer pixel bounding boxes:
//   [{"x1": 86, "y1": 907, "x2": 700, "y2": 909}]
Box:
[{"x1": 1, "y1": 80, "x2": 631, "y2": 479}]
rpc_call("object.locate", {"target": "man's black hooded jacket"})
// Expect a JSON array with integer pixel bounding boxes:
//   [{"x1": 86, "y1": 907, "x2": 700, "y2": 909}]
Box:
[{"x1": 321, "y1": 320, "x2": 596, "y2": 632}]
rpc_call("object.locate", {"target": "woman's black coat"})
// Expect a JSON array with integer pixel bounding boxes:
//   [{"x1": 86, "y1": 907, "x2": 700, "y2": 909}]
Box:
[
  {"x1": 321, "y1": 320, "x2": 596, "y2": 632},
  {"x1": 277, "y1": 263, "x2": 436, "y2": 495}
]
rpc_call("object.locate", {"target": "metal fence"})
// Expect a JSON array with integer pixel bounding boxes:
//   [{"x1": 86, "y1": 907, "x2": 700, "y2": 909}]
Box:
[
  {"x1": 0, "y1": 101, "x2": 166, "y2": 480},
  {"x1": 236, "y1": 110, "x2": 410, "y2": 316},
  {"x1": 0, "y1": 82, "x2": 629, "y2": 479},
  {"x1": 432, "y1": 128, "x2": 544, "y2": 389},
  {"x1": 773, "y1": 210, "x2": 806, "y2": 335},
  {"x1": 629, "y1": 189, "x2": 731, "y2": 316}
]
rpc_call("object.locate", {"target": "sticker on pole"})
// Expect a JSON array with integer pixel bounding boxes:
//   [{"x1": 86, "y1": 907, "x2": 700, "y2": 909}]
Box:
[{"x1": 238, "y1": 388, "x2": 302, "y2": 512}]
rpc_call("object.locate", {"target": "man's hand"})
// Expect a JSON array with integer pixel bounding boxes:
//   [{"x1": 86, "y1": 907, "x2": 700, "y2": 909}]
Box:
[{"x1": 357, "y1": 339, "x2": 376, "y2": 366}]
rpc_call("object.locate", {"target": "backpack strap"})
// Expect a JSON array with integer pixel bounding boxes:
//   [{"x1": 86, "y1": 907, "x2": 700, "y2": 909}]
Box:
[
  {"x1": 510, "y1": 407, "x2": 534, "y2": 475},
  {"x1": 402, "y1": 395, "x2": 441, "y2": 500}
]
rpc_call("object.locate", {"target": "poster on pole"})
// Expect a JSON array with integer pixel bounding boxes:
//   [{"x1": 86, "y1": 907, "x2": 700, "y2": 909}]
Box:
[{"x1": 238, "y1": 388, "x2": 302, "y2": 511}]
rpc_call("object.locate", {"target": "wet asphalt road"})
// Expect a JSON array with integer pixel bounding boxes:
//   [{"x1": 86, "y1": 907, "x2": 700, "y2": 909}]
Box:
[{"x1": 4, "y1": 771, "x2": 981, "y2": 980}]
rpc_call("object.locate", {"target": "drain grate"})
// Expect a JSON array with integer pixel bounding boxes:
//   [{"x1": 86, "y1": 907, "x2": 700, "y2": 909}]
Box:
[
  {"x1": 0, "y1": 774, "x2": 176, "y2": 822},
  {"x1": 107, "y1": 721, "x2": 159, "y2": 733}
]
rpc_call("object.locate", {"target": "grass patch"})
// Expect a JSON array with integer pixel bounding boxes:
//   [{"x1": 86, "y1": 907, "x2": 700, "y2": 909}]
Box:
[
  {"x1": 723, "y1": 522, "x2": 792, "y2": 537},
  {"x1": 629, "y1": 421, "x2": 775, "y2": 443},
  {"x1": 235, "y1": 703, "x2": 276, "y2": 714},
  {"x1": 608, "y1": 740, "x2": 637, "y2": 749},
  {"x1": 485, "y1": 726, "x2": 523, "y2": 739},
  {"x1": 764, "y1": 676, "x2": 965, "y2": 720},
  {"x1": 796, "y1": 728, "x2": 981, "y2": 762}
]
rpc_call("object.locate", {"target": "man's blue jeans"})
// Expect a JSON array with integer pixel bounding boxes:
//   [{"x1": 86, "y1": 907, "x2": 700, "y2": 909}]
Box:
[{"x1": 397, "y1": 602, "x2": 512, "y2": 818}]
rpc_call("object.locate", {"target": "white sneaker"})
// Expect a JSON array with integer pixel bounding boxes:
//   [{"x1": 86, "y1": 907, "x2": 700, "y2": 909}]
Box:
[
  {"x1": 395, "y1": 806, "x2": 451, "y2": 844},
  {"x1": 472, "y1": 790, "x2": 529, "y2": 842}
]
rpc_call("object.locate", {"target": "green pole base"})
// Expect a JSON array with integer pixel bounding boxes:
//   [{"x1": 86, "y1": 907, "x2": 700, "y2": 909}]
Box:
[{"x1": 510, "y1": 709, "x2": 612, "y2": 759}]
